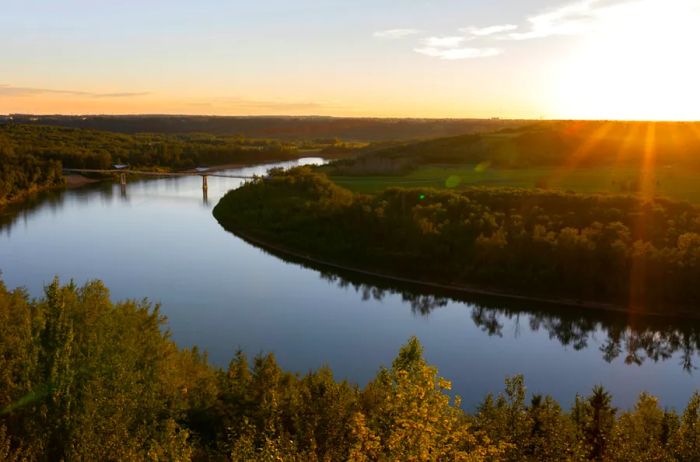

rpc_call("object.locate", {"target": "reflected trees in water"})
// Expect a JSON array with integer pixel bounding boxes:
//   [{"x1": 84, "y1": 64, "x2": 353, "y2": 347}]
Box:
[{"x1": 314, "y1": 263, "x2": 700, "y2": 372}]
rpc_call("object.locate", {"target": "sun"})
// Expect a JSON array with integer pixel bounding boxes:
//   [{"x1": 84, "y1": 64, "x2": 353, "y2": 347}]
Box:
[{"x1": 551, "y1": 0, "x2": 700, "y2": 121}]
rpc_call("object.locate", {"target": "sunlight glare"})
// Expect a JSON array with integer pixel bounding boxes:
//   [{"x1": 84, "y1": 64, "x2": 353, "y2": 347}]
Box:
[{"x1": 552, "y1": 0, "x2": 700, "y2": 121}]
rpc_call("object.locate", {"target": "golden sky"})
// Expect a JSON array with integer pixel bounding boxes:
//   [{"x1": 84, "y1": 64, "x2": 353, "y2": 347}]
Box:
[{"x1": 1, "y1": 0, "x2": 699, "y2": 120}]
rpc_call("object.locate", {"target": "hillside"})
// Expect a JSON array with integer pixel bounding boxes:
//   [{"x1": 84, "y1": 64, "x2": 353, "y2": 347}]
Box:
[
  {"x1": 326, "y1": 121, "x2": 700, "y2": 202},
  {"x1": 2, "y1": 115, "x2": 524, "y2": 141}
]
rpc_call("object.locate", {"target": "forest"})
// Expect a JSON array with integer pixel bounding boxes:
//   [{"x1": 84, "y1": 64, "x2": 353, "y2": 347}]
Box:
[
  {"x1": 4, "y1": 115, "x2": 521, "y2": 141},
  {"x1": 327, "y1": 121, "x2": 700, "y2": 175},
  {"x1": 1, "y1": 276, "x2": 700, "y2": 461},
  {"x1": 214, "y1": 167, "x2": 700, "y2": 315},
  {"x1": 0, "y1": 137, "x2": 63, "y2": 206},
  {"x1": 0, "y1": 123, "x2": 314, "y2": 205},
  {"x1": 0, "y1": 123, "x2": 305, "y2": 171}
]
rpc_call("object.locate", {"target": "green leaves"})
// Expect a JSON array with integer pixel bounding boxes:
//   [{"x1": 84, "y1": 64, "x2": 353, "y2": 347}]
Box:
[
  {"x1": 216, "y1": 167, "x2": 700, "y2": 310},
  {"x1": 2, "y1": 277, "x2": 700, "y2": 460}
]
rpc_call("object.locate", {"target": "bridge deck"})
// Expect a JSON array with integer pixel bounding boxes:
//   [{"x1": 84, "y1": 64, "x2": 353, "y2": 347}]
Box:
[{"x1": 62, "y1": 168, "x2": 256, "y2": 180}]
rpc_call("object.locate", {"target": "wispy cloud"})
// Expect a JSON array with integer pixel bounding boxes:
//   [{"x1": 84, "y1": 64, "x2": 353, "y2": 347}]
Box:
[
  {"x1": 373, "y1": 28, "x2": 422, "y2": 39},
  {"x1": 193, "y1": 97, "x2": 348, "y2": 113},
  {"x1": 462, "y1": 24, "x2": 519, "y2": 37},
  {"x1": 507, "y1": 0, "x2": 617, "y2": 40},
  {"x1": 413, "y1": 35, "x2": 502, "y2": 60},
  {"x1": 0, "y1": 84, "x2": 150, "y2": 98},
  {"x1": 95, "y1": 92, "x2": 151, "y2": 98},
  {"x1": 380, "y1": 0, "x2": 631, "y2": 61},
  {"x1": 220, "y1": 98, "x2": 327, "y2": 112},
  {"x1": 414, "y1": 47, "x2": 502, "y2": 60},
  {"x1": 421, "y1": 36, "x2": 469, "y2": 48}
]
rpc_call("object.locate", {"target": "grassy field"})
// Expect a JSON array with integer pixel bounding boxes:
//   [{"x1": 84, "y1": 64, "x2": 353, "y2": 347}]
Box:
[{"x1": 331, "y1": 164, "x2": 700, "y2": 203}]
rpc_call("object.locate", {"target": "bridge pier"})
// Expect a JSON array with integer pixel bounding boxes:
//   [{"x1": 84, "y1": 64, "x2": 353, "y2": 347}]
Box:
[
  {"x1": 120, "y1": 172, "x2": 126, "y2": 186},
  {"x1": 202, "y1": 174, "x2": 208, "y2": 191}
]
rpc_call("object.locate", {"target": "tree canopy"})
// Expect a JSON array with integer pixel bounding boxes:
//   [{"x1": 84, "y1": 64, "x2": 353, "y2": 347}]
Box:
[
  {"x1": 214, "y1": 167, "x2": 700, "y2": 314},
  {"x1": 1, "y1": 277, "x2": 699, "y2": 460}
]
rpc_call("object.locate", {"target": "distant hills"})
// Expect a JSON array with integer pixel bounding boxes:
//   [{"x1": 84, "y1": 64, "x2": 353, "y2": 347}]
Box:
[
  {"x1": 0, "y1": 114, "x2": 524, "y2": 141},
  {"x1": 329, "y1": 120, "x2": 700, "y2": 174}
]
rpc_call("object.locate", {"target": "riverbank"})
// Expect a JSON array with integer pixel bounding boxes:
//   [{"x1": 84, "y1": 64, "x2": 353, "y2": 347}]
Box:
[
  {"x1": 0, "y1": 181, "x2": 64, "y2": 210},
  {"x1": 5, "y1": 155, "x2": 700, "y2": 424},
  {"x1": 3, "y1": 156, "x2": 323, "y2": 215},
  {"x1": 64, "y1": 174, "x2": 101, "y2": 189},
  {"x1": 213, "y1": 167, "x2": 700, "y2": 320},
  {"x1": 223, "y1": 224, "x2": 700, "y2": 321},
  {"x1": 182, "y1": 155, "x2": 324, "y2": 174}
]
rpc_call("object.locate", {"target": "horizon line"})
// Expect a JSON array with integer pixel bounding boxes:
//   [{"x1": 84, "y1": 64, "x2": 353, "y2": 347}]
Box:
[{"x1": 2, "y1": 114, "x2": 699, "y2": 123}]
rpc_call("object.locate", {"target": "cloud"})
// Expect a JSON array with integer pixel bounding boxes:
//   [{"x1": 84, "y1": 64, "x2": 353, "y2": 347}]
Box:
[
  {"x1": 421, "y1": 36, "x2": 468, "y2": 48},
  {"x1": 199, "y1": 97, "x2": 348, "y2": 113},
  {"x1": 94, "y1": 92, "x2": 151, "y2": 98},
  {"x1": 222, "y1": 98, "x2": 325, "y2": 111},
  {"x1": 463, "y1": 24, "x2": 519, "y2": 37},
  {"x1": 0, "y1": 84, "x2": 150, "y2": 98},
  {"x1": 414, "y1": 47, "x2": 502, "y2": 60},
  {"x1": 373, "y1": 28, "x2": 422, "y2": 39},
  {"x1": 506, "y1": 0, "x2": 620, "y2": 40},
  {"x1": 380, "y1": 0, "x2": 631, "y2": 60}
]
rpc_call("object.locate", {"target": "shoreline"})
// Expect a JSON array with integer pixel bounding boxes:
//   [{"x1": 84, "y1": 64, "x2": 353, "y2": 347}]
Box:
[
  {"x1": 222, "y1": 224, "x2": 700, "y2": 321},
  {"x1": 64, "y1": 174, "x2": 102, "y2": 189},
  {"x1": 0, "y1": 182, "x2": 64, "y2": 209},
  {"x1": 181, "y1": 155, "x2": 319, "y2": 174},
  {"x1": 2, "y1": 155, "x2": 319, "y2": 210}
]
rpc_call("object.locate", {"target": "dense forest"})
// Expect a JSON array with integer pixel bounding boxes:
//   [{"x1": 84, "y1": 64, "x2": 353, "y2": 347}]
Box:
[
  {"x1": 0, "y1": 136, "x2": 63, "y2": 206},
  {"x1": 214, "y1": 167, "x2": 700, "y2": 314},
  {"x1": 1, "y1": 277, "x2": 699, "y2": 461},
  {"x1": 0, "y1": 123, "x2": 316, "y2": 205},
  {"x1": 3, "y1": 115, "x2": 522, "y2": 141},
  {"x1": 0, "y1": 123, "x2": 305, "y2": 171},
  {"x1": 328, "y1": 121, "x2": 700, "y2": 175}
]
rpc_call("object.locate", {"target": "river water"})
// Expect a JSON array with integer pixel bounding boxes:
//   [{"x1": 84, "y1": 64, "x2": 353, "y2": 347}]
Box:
[{"x1": 1, "y1": 158, "x2": 699, "y2": 410}]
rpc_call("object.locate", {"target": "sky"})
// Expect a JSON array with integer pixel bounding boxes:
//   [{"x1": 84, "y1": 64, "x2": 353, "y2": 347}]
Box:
[{"x1": 1, "y1": 0, "x2": 699, "y2": 120}]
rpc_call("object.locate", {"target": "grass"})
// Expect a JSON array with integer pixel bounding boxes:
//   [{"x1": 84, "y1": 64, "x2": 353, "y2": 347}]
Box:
[{"x1": 330, "y1": 164, "x2": 700, "y2": 203}]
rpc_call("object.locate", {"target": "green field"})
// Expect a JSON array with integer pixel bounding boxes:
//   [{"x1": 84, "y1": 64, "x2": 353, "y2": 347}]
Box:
[{"x1": 331, "y1": 164, "x2": 700, "y2": 203}]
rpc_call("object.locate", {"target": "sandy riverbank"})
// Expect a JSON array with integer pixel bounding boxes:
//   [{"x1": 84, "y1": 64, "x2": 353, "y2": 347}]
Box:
[{"x1": 64, "y1": 174, "x2": 102, "y2": 189}]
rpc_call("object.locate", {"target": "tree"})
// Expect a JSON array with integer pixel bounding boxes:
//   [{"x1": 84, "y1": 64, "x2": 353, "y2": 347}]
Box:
[{"x1": 572, "y1": 386, "x2": 617, "y2": 461}]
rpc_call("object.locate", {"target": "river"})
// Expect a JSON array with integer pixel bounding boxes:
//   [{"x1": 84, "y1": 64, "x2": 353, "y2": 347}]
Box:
[{"x1": 1, "y1": 158, "x2": 699, "y2": 410}]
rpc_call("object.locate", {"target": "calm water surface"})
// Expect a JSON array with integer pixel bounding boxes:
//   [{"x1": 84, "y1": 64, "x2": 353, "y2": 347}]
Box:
[{"x1": 1, "y1": 158, "x2": 699, "y2": 410}]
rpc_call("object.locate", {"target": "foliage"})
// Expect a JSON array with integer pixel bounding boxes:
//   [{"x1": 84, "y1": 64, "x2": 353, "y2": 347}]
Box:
[
  {"x1": 0, "y1": 136, "x2": 63, "y2": 205},
  {"x1": 214, "y1": 167, "x2": 700, "y2": 312},
  {"x1": 0, "y1": 123, "x2": 303, "y2": 172},
  {"x1": 1, "y1": 277, "x2": 699, "y2": 460},
  {"x1": 0, "y1": 277, "x2": 203, "y2": 461},
  {"x1": 0, "y1": 122, "x2": 311, "y2": 206},
  {"x1": 4, "y1": 115, "x2": 520, "y2": 141},
  {"x1": 327, "y1": 121, "x2": 700, "y2": 176}
]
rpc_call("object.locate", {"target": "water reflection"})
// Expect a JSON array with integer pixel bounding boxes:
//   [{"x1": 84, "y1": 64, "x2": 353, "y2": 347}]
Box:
[
  {"x1": 3, "y1": 157, "x2": 699, "y2": 410},
  {"x1": 0, "y1": 182, "x2": 118, "y2": 234},
  {"x1": 238, "y1": 235, "x2": 700, "y2": 372},
  {"x1": 1, "y1": 189, "x2": 66, "y2": 234}
]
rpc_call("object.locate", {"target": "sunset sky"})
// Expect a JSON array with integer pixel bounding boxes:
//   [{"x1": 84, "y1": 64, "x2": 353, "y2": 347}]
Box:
[{"x1": 2, "y1": 0, "x2": 699, "y2": 120}]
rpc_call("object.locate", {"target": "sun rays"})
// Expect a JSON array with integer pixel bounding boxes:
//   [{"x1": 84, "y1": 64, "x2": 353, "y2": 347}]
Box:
[
  {"x1": 544, "y1": 121, "x2": 615, "y2": 188},
  {"x1": 552, "y1": 0, "x2": 700, "y2": 121},
  {"x1": 529, "y1": 120, "x2": 700, "y2": 313}
]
